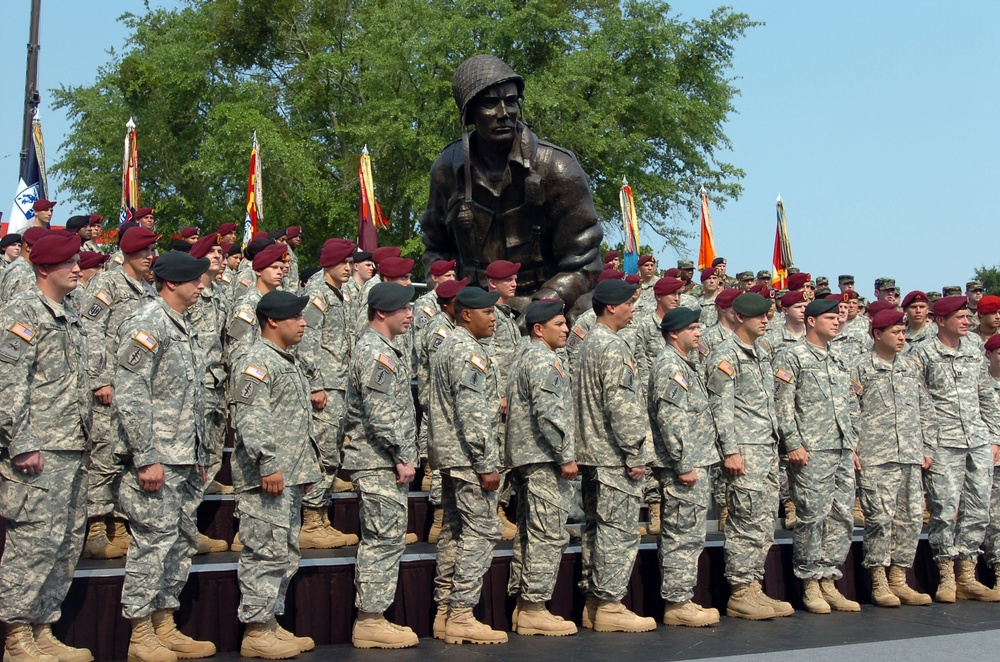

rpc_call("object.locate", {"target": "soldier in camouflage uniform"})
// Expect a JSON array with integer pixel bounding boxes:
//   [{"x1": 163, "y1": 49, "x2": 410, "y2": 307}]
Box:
[
  {"x1": 0, "y1": 227, "x2": 47, "y2": 306},
  {"x1": 228, "y1": 237, "x2": 273, "y2": 303},
  {"x1": 504, "y1": 300, "x2": 578, "y2": 637},
  {"x1": 851, "y1": 309, "x2": 935, "y2": 607},
  {"x1": 343, "y1": 283, "x2": 420, "y2": 649},
  {"x1": 80, "y1": 226, "x2": 159, "y2": 559},
  {"x1": 773, "y1": 298, "x2": 861, "y2": 614},
  {"x1": 428, "y1": 286, "x2": 507, "y2": 645},
  {"x1": 972, "y1": 295, "x2": 1000, "y2": 345},
  {"x1": 115, "y1": 252, "x2": 217, "y2": 661},
  {"x1": 225, "y1": 244, "x2": 288, "y2": 373},
  {"x1": 981, "y1": 335, "x2": 1000, "y2": 589},
  {"x1": 828, "y1": 292, "x2": 872, "y2": 361},
  {"x1": 966, "y1": 280, "x2": 984, "y2": 328},
  {"x1": 634, "y1": 255, "x2": 658, "y2": 313},
  {"x1": 573, "y1": 279, "x2": 656, "y2": 633},
  {"x1": 648, "y1": 307, "x2": 721, "y2": 627},
  {"x1": 341, "y1": 249, "x2": 375, "y2": 323},
  {"x1": 0, "y1": 234, "x2": 97, "y2": 662},
  {"x1": 565, "y1": 269, "x2": 624, "y2": 374},
  {"x1": 0, "y1": 233, "x2": 20, "y2": 272},
  {"x1": 284, "y1": 226, "x2": 302, "y2": 293},
  {"x1": 697, "y1": 268, "x2": 722, "y2": 327},
  {"x1": 231, "y1": 290, "x2": 322, "y2": 659},
  {"x1": 910, "y1": 295, "x2": 1000, "y2": 602}
]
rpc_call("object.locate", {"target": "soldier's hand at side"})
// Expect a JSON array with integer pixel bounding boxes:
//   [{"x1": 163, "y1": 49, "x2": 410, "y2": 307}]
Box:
[
  {"x1": 500, "y1": 396, "x2": 508, "y2": 416},
  {"x1": 560, "y1": 461, "x2": 579, "y2": 481},
  {"x1": 304, "y1": 483, "x2": 313, "y2": 494},
  {"x1": 922, "y1": 456, "x2": 933, "y2": 470},
  {"x1": 787, "y1": 447, "x2": 809, "y2": 467},
  {"x1": 199, "y1": 466, "x2": 208, "y2": 485},
  {"x1": 853, "y1": 452, "x2": 861, "y2": 472},
  {"x1": 479, "y1": 471, "x2": 501, "y2": 492},
  {"x1": 993, "y1": 444, "x2": 999, "y2": 465},
  {"x1": 138, "y1": 463, "x2": 165, "y2": 492},
  {"x1": 678, "y1": 469, "x2": 698, "y2": 487},
  {"x1": 94, "y1": 385, "x2": 112, "y2": 406},
  {"x1": 261, "y1": 471, "x2": 284, "y2": 497},
  {"x1": 396, "y1": 462, "x2": 416, "y2": 485},
  {"x1": 723, "y1": 453, "x2": 745, "y2": 477},
  {"x1": 12, "y1": 450, "x2": 43, "y2": 476},
  {"x1": 627, "y1": 466, "x2": 646, "y2": 482},
  {"x1": 310, "y1": 390, "x2": 327, "y2": 411}
]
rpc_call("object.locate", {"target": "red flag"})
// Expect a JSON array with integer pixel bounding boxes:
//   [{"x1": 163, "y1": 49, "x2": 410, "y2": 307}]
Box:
[
  {"x1": 357, "y1": 145, "x2": 387, "y2": 251},
  {"x1": 243, "y1": 133, "x2": 263, "y2": 248},
  {"x1": 772, "y1": 195, "x2": 793, "y2": 289}
]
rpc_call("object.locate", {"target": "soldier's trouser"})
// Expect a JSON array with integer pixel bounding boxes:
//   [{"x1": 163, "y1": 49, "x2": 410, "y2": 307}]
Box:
[
  {"x1": 88, "y1": 402, "x2": 123, "y2": 517},
  {"x1": 119, "y1": 464, "x2": 201, "y2": 619},
  {"x1": 643, "y1": 470, "x2": 661, "y2": 505},
  {"x1": 981, "y1": 466, "x2": 1000, "y2": 565},
  {"x1": 724, "y1": 444, "x2": 779, "y2": 585},
  {"x1": 710, "y1": 466, "x2": 727, "y2": 512},
  {"x1": 778, "y1": 456, "x2": 792, "y2": 504},
  {"x1": 352, "y1": 468, "x2": 408, "y2": 613},
  {"x1": 859, "y1": 462, "x2": 923, "y2": 568},
  {"x1": 0, "y1": 451, "x2": 87, "y2": 624},
  {"x1": 656, "y1": 466, "x2": 710, "y2": 602},
  {"x1": 580, "y1": 466, "x2": 641, "y2": 602},
  {"x1": 507, "y1": 463, "x2": 571, "y2": 602},
  {"x1": 434, "y1": 470, "x2": 501, "y2": 609},
  {"x1": 302, "y1": 389, "x2": 346, "y2": 509},
  {"x1": 789, "y1": 448, "x2": 855, "y2": 580},
  {"x1": 924, "y1": 444, "x2": 993, "y2": 562},
  {"x1": 236, "y1": 485, "x2": 303, "y2": 623},
  {"x1": 204, "y1": 388, "x2": 228, "y2": 483}
]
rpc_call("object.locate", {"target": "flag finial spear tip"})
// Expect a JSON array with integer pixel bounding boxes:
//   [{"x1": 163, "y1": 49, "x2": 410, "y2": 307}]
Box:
[
  {"x1": 126, "y1": 117, "x2": 135, "y2": 130},
  {"x1": 700, "y1": 185, "x2": 708, "y2": 196},
  {"x1": 621, "y1": 175, "x2": 628, "y2": 186},
  {"x1": 776, "y1": 193, "x2": 782, "y2": 203},
  {"x1": 362, "y1": 144, "x2": 369, "y2": 156}
]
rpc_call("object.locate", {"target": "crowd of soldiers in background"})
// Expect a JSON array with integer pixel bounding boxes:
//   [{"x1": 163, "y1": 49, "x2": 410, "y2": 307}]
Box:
[{"x1": 2, "y1": 198, "x2": 1000, "y2": 660}]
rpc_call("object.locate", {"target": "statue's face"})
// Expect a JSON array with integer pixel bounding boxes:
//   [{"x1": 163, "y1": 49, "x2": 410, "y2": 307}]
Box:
[{"x1": 472, "y1": 82, "x2": 520, "y2": 148}]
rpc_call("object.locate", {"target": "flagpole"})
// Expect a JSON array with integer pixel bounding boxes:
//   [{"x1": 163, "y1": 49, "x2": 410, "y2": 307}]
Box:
[{"x1": 19, "y1": 0, "x2": 42, "y2": 174}]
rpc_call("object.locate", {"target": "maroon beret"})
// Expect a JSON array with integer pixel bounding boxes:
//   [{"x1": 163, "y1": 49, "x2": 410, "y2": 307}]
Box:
[
  {"x1": 286, "y1": 226, "x2": 301, "y2": 239},
  {"x1": 253, "y1": 244, "x2": 289, "y2": 271},
  {"x1": 32, "y1": 199, "x2": 56, "y2": 212},
  {"x1": 379, "y1": 257, "x2": 414, "y2": 279},
  {"x1": 625, "y1": 274, "x2": 641, "y2": 285},
  {"x1": 217, "y1": 222, "x2": 238, "y2": 235},
  {"x1": 979, "y1": 296, "x2": 1000, "y2": 315},
  {"x1": 319, "y1": 241, "x2": 357, "y2": 268},
  {"x1": 751, "y1": 285, "x2": 774, "y2": 299},
  {"x1": 653, "y1": 276, "x2": 683, "y2": 296},
  {"x1": 664, "y1": 268, "x2": 679, "y2": 278},
  {"x1": 133, "y1": 207, "x2": 154, "y2": 219},
  {"x1": 781, "y1": 291, "x2": 806, "y2": 308},
  {"x1": 597, "y1": 269, "x2": 624, "y2": 283},
  {"x1": 372, "y1": 246, "x2": 401, "y2": 264},
  {"x1": 933, "y1": 295, "x2": 967, "y2": 318},
  {"x1": 485, "y1": 260, "x2": 520, "y2": 279},
  {"x1": 700, "y1": 267, "x2": 717, "y2": 283},
  {"x1": 901, "y1": 291, "x2": 928, "y2": 309},
  {"x1": 715, "y1": 288, "x2": 741, "y2": 309},
  {"x1": 788, "y1": 272, "x2": 810, "y2": 290},
  {"x1": 120, "y1": 227, "x2": 160, "y2": 253},
  {"x1": 985, "y1": 335, "x2": 1000, "y2": 352},
  {"x1": 180, "y1": 226, "x2": 199, "y2": 238},
  {"x1": 603, "y1": 250, "x2": 619, "y2": 264},
  {"x1": 322, "y1": 237, "x2": 352, "y2": 250},
  {"x1": 189, "y1": 233, "x2": 220, "y2": 259},
  {"x1": 825, "y1": 293, "x2": 849, "y2": 302},
  {"x1": 867, "y1": 300, "x2": 896, "y2": 316},
  {"x1": 638, "y1": 255, "x2": 655, "y2": 266},
  {"x1": 436, "y1": 278, "x2": 468, "y2": 300},
  {"x1": 89, "y1": 214, "x2": 104, "y2": 225},
  {"x1": 430, "y1": 259, "x2": 457, "y2": 277},
  {"x1": 30, "y1": 233, "x2": 81, "y2": 266},
  {"x1": 78, "y1": 251, "x2": 110, "y2": 270},
  {"x1": 220, "y1": 241, "x2": 234, "y2": 254},
  {"x1": 252, "y1": 230, "x2": 269, "y2": 241},
  {"x1": 870, "y1": 309, "x2": 905, "y2": 331},
  {"x1": 22, "y1": 227, "x2": 48, "y2": 246}
]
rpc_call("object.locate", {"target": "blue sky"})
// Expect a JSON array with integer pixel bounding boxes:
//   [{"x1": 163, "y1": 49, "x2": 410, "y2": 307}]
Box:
[{"x1": 2, "y1": 1, "x2": 998, "y2": 296}]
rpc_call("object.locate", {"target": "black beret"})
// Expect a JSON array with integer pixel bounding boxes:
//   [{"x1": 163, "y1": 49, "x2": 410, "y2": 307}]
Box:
[
  {"x1": 0, "y1": 234, "x2": 22, "y2": 250},
  {"x1": 524, "y1": 299, "x2": 564, "y2": 326},
  {"x1": 456, "y1": 287, "x2": 500, "y2": 309},
  {"x1": 367, "y1": 282, "x2": 415, "y2": 311},
  {"x1": 660, "y1": 306, "x2": 701, "y2": 332},
  {"x1": 592, "y1": 279, "x2": 637, "y2": 305},
  {"x1": 267, "y1": 228, "x2": 287, "y2": 240},
  {"x1": 804, "y1": 298, "x2": 840, "y2": 317},
  {"x1": 226, "y1": 242, "x2": 242, "y2": 256},
  {"x1": 299, "y1": 266, "x2": 321, "y2": 287},
  {"x1": 257, "y1": 290, "x2": 309, "y2": 321},
  {"x1": 117, "y1": 221, "x2": 138, "y2": 245},
  {"x1": 170, "y1": 239, "x2": 192, "y2": 252},
  {"x1": 732, "y1": 292, "x2": 772, "y2": 317},
  {"x1": 152, "y1": 251, "x2": 209, "y2": 282},
  {"x1": 353, "y1": 250, "x2": 373, "y2": 263},
  {"x1": 244, "y1": 237, "x2": 274, "y2": 259},
  {"x1": 66, "y1": 215, "x2": 90, "y2": 232}
]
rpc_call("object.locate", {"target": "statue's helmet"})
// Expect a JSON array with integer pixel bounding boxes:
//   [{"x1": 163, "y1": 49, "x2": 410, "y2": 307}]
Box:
[{"x1": 452, "y1": 55, "x2": 524, "y2": 125}]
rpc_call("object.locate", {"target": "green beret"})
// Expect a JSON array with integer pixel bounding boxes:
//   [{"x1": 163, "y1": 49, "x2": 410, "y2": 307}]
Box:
[
  {"x1": 152, "y1": 251, "x2": 209, "y2": 282},
  {"x1": 804, "y1": 299, "x2": 839, "y2": 317},
  {"x1": 732, "y1": 292, "x2": 772, "y2": 317},
  {"x1": 592, "y1": 279, "x2": 637, "y2": 305},
  {"x1": 525, "y1": 299, "x2": 564, "y2": 326},
  {"x1": 660, "y1": 306, "x2": 700, "y2": 332},
  {"x1": 456, "y1": 287, "x2": 500, "y2": 309},
  {"x1": 367, "y1": 282, "x2": 415, "y2": 311},
  {"x1": 257, "y1": 290, "x2": 309, "y2": 320}
]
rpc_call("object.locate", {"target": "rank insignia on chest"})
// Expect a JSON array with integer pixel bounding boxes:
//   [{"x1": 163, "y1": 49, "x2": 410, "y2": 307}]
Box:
[
  {"x1": 851, "y1": 379, "x2": 863, "y2": 395},
  {"x1": 470, "y1": 354, "x2": 488, "y2": 372},
  {"x1": 775, "y1": 369, "x2": 793, "y2": 383},
  {"x1": 672, "y1": 372, "x2": 689, "y2": 390},
  {"x1": 717, "y1": 360, "x2": 735, "y2": 376}
]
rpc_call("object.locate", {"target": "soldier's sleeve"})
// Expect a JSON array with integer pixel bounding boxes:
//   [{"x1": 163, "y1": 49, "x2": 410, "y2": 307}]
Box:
[
  {"x1": 297, "y1": 292, "x2": 328, "y2": 391},
  {"x1": 225, "y1": 305, "x2": 258, "y2": 370},
  {"x1": 0, "y1": 305, "x2": 42, "y2": 456},
  {"x1": 528, "y1": 357, "x2": 575, "y2": 465},
  {"x1": 915, "y1": 365, "x2": 939, "y2": 459},
  {"x1": 605, "y1": 349, "x2": 652, "y2": 468},
  {"x1": 848, "y1": 362, "x2": 863, "y2": 442},
  {"x1": 80, "y1": 276, "x2": 117, "y2": 389},
  {"x1": 773, "y1": 352, "x2": 804, "y2": 452},
  {"x1": 112, "y1": 320, "x2": 162, "y2": 467},
  {"x1": 360, "y1": 350, "x2": 417, "y2": 466},
  {"x1": 452, "y1": 350, "x2": 500, "y2": 474},
  {"x1": 978, "y1": 360, "x2": 1000, "y2": 441},
  {"x1": 651, "y1": 361, "x2": 691, "y2": 472},
  {"x1": 706, "y1": 350, "x2": 739, "y2": 457},
  {"x1": 231, "y1": 361, "x2": 281, "y2": 476}
]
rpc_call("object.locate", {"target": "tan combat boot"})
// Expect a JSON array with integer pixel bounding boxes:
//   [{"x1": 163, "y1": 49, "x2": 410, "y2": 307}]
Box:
[
  {"x1": 332, "y1": 476, "x2": 354, "y2": 493},
  {"x1": 819, "y1": 578, "x2": 861, "y2": 612},
  {"x1": 151, "y1": 609, "x2": 216, "y2": 658},
  {"x1": 299, "y1": 508, "x2": 338, "y2": 549},
  {"x1": 230, "y1": 531, "x2": 244, "y2": 552},
  {"x1": 852, "y1": 497, "x2": 865, "y2": 528},
  {"x1": 994, "y1": 563, "x2": 1000, "y2": 591},
  {"x1": 638, "y1": 524, "x2": 649, "y2": 536},
  {"x1": 726, "y1": 583, "x2": 775, "y2": 620},
  {"x1": 109, "y1": 518, "x2": 131, "y2": 552},
  {"x1": 662, "y1": 601, "x2": 719, "y2": 627},
  {"x1": 801, "y1": 579, "x2": 831, "y2": 614},
  {"x1": 267, "y1": 618, "x2": 314, "y2": 652},
  {"x1": 783, "y1": 500, "x2": 797, "y2": 530},
  {"x1": 196, "y1": 533, "x2": 229, "y2": 554},
  {"x1": 497, "y1": 507, "x2": 516, "y2": 541},
  {"x1": 31, "y1": 624, "x2": 92, "y2": 662},
  {"x1": 580, "y1": 595, "x2": 599, "y2": 630},
  {"x1": 82, "y1": 519, "x2": 125, "y2": 559},
  {"x1": 592, "y1": 600, "x2": 656, "y2": 633},
  {"x1": 420, "y1": 461, "x2": 432, "y2": 492},
  {"x1": 128, "y1": 617, "x2": 177, "y2": 662},
  {"x1": 955, "y1": 559, "x2": 1000, "y2": 601},
  {"x1": 516, "y1": 600, "x2": 577, "y2": 636},
  {"x1": 936, "y1": 560, "x2": 957, "y2": 603},
  {"x1": 717, "y1": 506, "x2": 728, "y2": 533},
  {"x1": 444, "y1": 608, "x2": 508, "y2": 644},
  {"x1": 432, "y1": 604, "x2": 448, "y2": 640},
  {"x1": 751, "y1": 580, "x2": 794, "y2": 617},
  {"x1": 320, "y1": 508, "x2": 359, "y2": 547},
  {"x1": 870, "y1": 567, "x2": 901, "y2": 607},
  {"x1": 352, "y1": 612, "x2": 418, "y2": 649},
  {"x1": 887, "y1": 565, "x2": 931, "y2": 605},
  {"x1": 404, "y1": 532, "x2": 418, "y2": 544},
  {"x1": 204, "y1": 480, "x2": 233, "y2": 495},
  {"x1": 647, "y1": 502, "x2": 662, "y2": 536},
  {"x1": 427, "y1": 508, "x2": 444, "y2": 544},
  {"x1": 5, "y1": 623, "x2": 59, "y2": 662},
  {"x1": 240, "y1": 621, "x2": 298, "y2": 660}
]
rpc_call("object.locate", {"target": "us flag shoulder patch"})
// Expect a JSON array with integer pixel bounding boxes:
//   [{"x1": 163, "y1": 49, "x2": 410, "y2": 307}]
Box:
[
  {"x1": 10, "y1": 322, "x2": 34, "y2": 342},
  {"x1": 850, "y1": 379, "x2": 862, "y2": 395},
  {"x1": 470, "y1": 354, "x2": 487, "y2": 372},
  {"x1": 378, "y1": 354, "x2": 397, "y2": 372},
  {"x1": 775, "y1": 369, "x2": 793, "y2": 383},
  {"x1": 717, "y1": 360, "x2": 735, "y2": 376},
  {"x1": 244, "y1": 365, "x2": 267, "y2": 381}
]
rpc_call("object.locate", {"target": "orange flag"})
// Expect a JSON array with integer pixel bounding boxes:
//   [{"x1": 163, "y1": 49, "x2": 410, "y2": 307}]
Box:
[{"x1": 697, "y1": 186, "x2": 717, "y2": 270}]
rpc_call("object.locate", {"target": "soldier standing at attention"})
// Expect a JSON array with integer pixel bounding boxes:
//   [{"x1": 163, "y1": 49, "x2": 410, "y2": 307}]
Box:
[
  {"x1": 344, "y1": 283, "x2": 420, "y2": 649},
  {"x1": 225, "y1": 244, "x2": 289, "y2": 374},
  {"x1": 648, "y1": 307, "x2": 721, "y2": 627},
  {"x1": 505, "y1": 299, "x2": 578, "y2": 637},
  {"x1": 231, "y1": 290, "x2": 321, "y2": 660},
  {"x1": 428, "y1": 287, "x2": 507, "y2": 645},
  {"x1": 115, "y1": 251, "x2": 216, "y2": 661},
  {"x1": 573, "y1": 279, "x2": 656, "y2": 633},
  {"x1": 851, "y1": 309, "x2": 935, "y2": 607}
]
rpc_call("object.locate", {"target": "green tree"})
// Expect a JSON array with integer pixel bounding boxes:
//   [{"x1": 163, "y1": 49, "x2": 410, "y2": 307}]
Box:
[
  {"x1": 52, "y1": 0, "x2": 758, "y2": 266},
  {"x1": 973, "y1": 266, "x2": 1000, "y2": 295}
]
